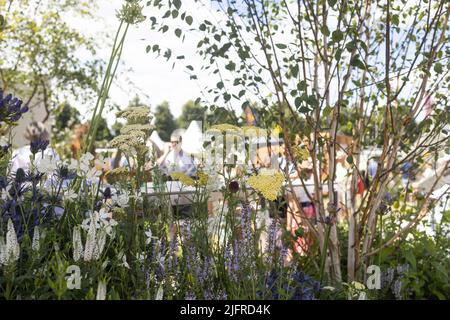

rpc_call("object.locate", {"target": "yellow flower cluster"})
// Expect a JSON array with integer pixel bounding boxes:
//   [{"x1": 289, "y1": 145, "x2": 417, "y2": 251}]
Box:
[
  {"x1": 171, "y1": 171, "x2": 210, "y2": 187},
  {"x1": 110, "y1": 134, "x2": 141, "y2": 153},
  {"x1": 207, "y1": 124, "x2": 241, "y2": 133},
  {"x1": 116, "y1": 106, "x2": 151, "y2": 122},
  {"x1": 170, "y1": 172, "x2": 195, "y2": 187},
  {"x1": 292, "y1": 145, "x2": 309, "y2": 162},
  {"x1": 197, "y1": 170, "x2": 209, "y2": 186},
  {"x1": 120, "y1": 124, "x2": 153, "y2": 135},
  {"x1": 207, "y1": 124, "x2": 269, "y2": 137},
  {"x1": 241, "y1": 126, "x2": 267, "y2": 137},
  {"x1": 247, "y1": 172, "x2": 285, "y2": 201},
  {"x1": 105, "y1": 167, "x2": 129, "y2": 184}
]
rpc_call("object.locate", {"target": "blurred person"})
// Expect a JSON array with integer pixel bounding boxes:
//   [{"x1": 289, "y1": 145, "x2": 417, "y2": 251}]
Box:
[
  {"x1": 276, "y1": 143, "x2": 316, "y2": 258},
  {"x1": 157, "y1": 131, "x2": 196, "y2": 177}
]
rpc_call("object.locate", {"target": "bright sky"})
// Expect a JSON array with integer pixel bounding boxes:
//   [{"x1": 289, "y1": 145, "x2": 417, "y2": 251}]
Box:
[
  {"x1": 66, "y1": 0, "x2": 223, "y2": 125},
  {"x1": 64, "y1": 0, "x2": 437, "y2": 126}
]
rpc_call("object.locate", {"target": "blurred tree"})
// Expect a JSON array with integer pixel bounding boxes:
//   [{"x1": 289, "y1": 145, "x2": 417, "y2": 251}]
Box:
[
  {"x1": 94, "y1": 117, "x2": 113, "y2": 142},
  {"x1": 111, "y1": 121, "x2": 124, "y2": 137},
  {"x1": 206, "y1": 106, "x2": 238, "y2": 126},
  {"x1": 153, "y1": 101, "x2": 176, "y2": 141},
  {"x1": 54, "y1": 102, "x2": 81, "y2": 131},
  {"x1": 176, "y1": 100, "x2": 205, "y2": 128},
  {"x1": 0, "y1": 0, "x2": 103, "y2": 122}
]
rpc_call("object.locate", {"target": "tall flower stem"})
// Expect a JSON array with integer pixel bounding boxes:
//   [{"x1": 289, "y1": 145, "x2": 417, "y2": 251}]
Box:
[
  {"x1": 319, "y1": 223, "x2": 332, "y2": 287},
  {"x1": 84, "y1": 21, "x2": 129, "y2": 154}
]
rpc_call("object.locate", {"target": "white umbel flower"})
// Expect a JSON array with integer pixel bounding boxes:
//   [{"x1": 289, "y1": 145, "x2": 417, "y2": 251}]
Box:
[
  {"x1": 32, "y1": 226, "x2": 40, "y2": 252},
  {"x1": 96, "y1": 280, "x2": 107, "y2": 300},
  {"x1": 73, "y1": 226, "x2": 83, "y2": 262}
]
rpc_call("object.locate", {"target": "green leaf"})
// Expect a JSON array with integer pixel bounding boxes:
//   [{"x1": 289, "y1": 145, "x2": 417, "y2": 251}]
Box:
[
  {"x1": 346, "y1": 40, "x2": 357, "y2": 52},
  {"x1": 218, "y1": 43, "x2": 232, "y2": 57},
  {"x1": 185, "y1": 15, "x2": 193, "y2": 26},
  {"x1": 163, "y1": 49, "x2": 172, "y2": 60},
  {"x1": 275, "y1": 43, "x2": 287, "y2": 50},
  {"x1": 392, "y1": 14, "x2": 399, "y2": 26},
  {"x1": 290, "y1": 64, "x2": 299, "y2": 78},
  {"x1": 175, "y1": 28, "x2": 182, "y2": 38},
  {"x1": 404, "y1": 250, "x2": 417, "y2": 270},
  {"x1": 172, "y1": 10, "x2": 179, "y2": 19},
  {"x1": 297, "y1": 80, "x2": 307, "y2": 91},
  {"x1": 306, "y1": 95, "x2": 319, "y2": 107},
  {"x1": 327, "y1": 0, "x2": 338, "y2": 6},
  {"x1": 225, "y1": 61, "x2": 236, "y2": 71},
  {"x1": 323, "y1": 105, "x2": 332, "y2": 117},
  {"x1": 350, "y1": 55, "x2": 366, "y2": 70},
  {"x1": 346, "y1": 156, "x2": 353, "y2": 165},
  {"x1": 173, "y1": 0, "x2": 182, "y2": 10},
  {"x1": 434, "y1": 62, "x2": 443, "y2": 74},
  {"x1": 217, "y1": 81, "x2": 224, "y2": 89},
  {"x1": 146, "y1": 45, "x2": 151, "y2": 53},
  {"x1": 335, "y1": 48, "x2": 343, "y2": 61},
  {"x1": 299, "y1": 106, "x2": 310, "y2": 113},
  {"x1": 320, "y1": 26, "x2": 330, "y2": 37},
  {"x1": 332, "y1": 30, "x2": 344, "y2": 42}
]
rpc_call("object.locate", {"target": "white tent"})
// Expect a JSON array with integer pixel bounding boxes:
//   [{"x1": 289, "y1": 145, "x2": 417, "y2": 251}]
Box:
[
  {"x1": 148, "y1": 130, "x2": 166, "y2": 154},
  {"x1": 182, "y1": 120, "x2": 204, "y2": 155}
]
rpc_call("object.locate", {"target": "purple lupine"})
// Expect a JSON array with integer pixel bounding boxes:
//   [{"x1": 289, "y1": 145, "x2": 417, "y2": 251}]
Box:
[
  {"x1": 392, "y1": 279, "x2": 403, "y2": 300},
  {"x1": 224, "y1": 242, "x2": 232, "y2": 270},
  {"x1": 278, "y1": 246, "x2": 289, "y2": 269},
  {"x1": 155, "y1": 239, "x2": 167, "y2": 282},
  {"x1": 231, "y1": 240, "x2": 240, "y2": 282},
  {"x1": 151, "y1": 238, "x2": 158, "y2": 263},
  {"x1": 185, "y1": 292, "x2": 196, "y2": 300},
  {"x1": 167, "y1": 235, "x2": 178, "y2": 273},
  {"x1": 145, "y1": 267, "x2": 151, "y2": 290},
  {"x1": 239, "y1": 203, "x2": 257, "y2": 278},
  {"x1": 203, "y1": 289, "x2": 214, "y2": 300},
  {"x1": 215, "y1": 290, "x2": 227, "y2": 300},
  {"x1": 265, "y1": 218, "x2": 277, "y2": 266}
]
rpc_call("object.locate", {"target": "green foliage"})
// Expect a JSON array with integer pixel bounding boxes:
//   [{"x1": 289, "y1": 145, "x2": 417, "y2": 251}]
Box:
[
  {"x1": 0, "y1": 0, "x2": 103, "y2": 121},
  {"x1": 176, "y1": 100, "x2": 205, "y2": 128},
  {"x1": 153, "y1": 101, "x2": 176, "y2": 141},
  {"x1": 54, "y1": 102, "x2": 81, "y2": 132}
]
